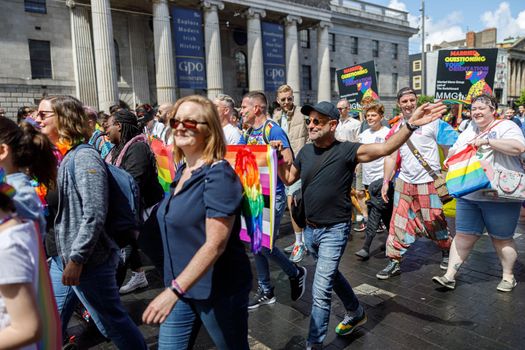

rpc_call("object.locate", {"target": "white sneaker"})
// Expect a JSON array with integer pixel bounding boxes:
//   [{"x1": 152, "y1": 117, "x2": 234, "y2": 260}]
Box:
[{"x1": 119, "y1": 271, "x2": 148, "y2": 294}]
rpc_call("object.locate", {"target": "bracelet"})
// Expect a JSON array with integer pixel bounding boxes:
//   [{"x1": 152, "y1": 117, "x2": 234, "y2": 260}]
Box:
[
  {"x1": 405, "y1": 122, "x2": 419, "y2": 132},
  {"x1": 170, "y1": 279, "x2": 185, "y2": 297}
]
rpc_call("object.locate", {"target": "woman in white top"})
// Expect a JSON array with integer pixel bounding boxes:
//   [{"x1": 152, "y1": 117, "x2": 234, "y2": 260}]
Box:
[
  {"x1": 354, "y1": 103, "x2": 393, "y2": 260},
  {"x1": 0, "y1": 171, "x2": 42, "y2": 349},
  {"x1": 433, "y1": 94, "x2": 525, "y2": 292}
]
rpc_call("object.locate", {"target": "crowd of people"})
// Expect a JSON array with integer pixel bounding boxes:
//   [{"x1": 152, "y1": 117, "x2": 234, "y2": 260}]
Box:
[{"x1": 0, "y1": 84, "x2": 524, "y2": 350}]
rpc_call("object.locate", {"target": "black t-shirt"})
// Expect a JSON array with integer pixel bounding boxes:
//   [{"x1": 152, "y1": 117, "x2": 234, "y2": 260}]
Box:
[{"x1": 294, "y1": 141, "x2": 361, "y2": 225}]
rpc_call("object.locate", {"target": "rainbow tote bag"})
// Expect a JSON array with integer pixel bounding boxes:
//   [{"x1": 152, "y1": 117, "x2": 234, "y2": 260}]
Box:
[{"x1": 445, "y1": 144, "x2": 491, "y2": 198}]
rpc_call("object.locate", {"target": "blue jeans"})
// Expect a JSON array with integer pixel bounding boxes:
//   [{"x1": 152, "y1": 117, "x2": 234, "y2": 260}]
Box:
[
  {"x1": 50, "y1": 253, "x2": 147, "y2": 349},
  {"x1": 304, "y1": 222, "x2": 361, "y2": 345},
  {"x1": 253, "y1": 189, "x2": 298, "y2": 292},
  {"x1": 159, "y1": 288, "x2": 250, "y2": 349}
]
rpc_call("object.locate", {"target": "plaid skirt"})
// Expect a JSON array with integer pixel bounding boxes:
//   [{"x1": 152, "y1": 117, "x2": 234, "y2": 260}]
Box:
[{"x1": 386, "y1": 178, "x2": 451, "y2": 260}]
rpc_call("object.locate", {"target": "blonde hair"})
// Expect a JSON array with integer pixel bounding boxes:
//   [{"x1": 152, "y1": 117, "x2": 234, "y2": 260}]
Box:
[
  {"x1": 363, "y1": 102, "x2": 385, "y2": 117},
  {"x1": 277, "y1": 84, "x2": 293, "y2": 95},
  {"x1": 43, "y1": 95, "x2": 90, "y2": 144},
  {"x1": 169, "y1": 95, "x2": 226, "y2": 164}
]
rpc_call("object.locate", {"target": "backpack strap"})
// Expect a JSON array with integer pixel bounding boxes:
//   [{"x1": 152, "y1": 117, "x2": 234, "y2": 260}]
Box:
[
  {"x1": 66, "y1": 143, "x2": 93, "y2": 196},
  {"x1": 113, "y1": 134, "x2": 148, "y2": 167}
]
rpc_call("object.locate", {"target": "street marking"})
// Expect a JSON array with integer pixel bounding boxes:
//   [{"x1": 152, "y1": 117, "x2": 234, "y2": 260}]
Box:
[{"x1": 354, "y1": 283, "x2": 397, "y2": 306}]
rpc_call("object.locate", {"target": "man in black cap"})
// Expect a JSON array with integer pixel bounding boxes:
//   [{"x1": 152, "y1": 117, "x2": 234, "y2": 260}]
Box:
[{"x1": 272, "y1": 100, "x2": 447, "y2": 348}]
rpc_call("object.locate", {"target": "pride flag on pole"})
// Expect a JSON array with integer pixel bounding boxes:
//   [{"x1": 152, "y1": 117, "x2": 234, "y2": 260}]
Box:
[
  {"x1": 225, "y1": 145, "x2": 277, "y2": 252},
  {"x1": 150, "y1": 137, "x2": 175, "y2": 193}
]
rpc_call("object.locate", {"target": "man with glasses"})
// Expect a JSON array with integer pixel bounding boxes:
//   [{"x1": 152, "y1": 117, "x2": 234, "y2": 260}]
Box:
[
  {"x1": 239, "y1": 91, "x2": 307, "y2": 310},
  {"x1": 214, "y1": 94, "x2": 241, "y2": 145},
  {"x1": 272, "y1": 100, "x2": 447, "y2": 348},
  {"x1": 274, "y1": 84, "x2": 309, "y2": 262}
]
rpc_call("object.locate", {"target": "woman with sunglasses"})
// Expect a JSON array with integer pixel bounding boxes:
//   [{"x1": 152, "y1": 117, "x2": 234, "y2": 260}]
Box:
[
  {"x1": 143, "y1": 95, "x2": 252, "y2": 349},
  {"x1": 36, "y1": 95, "x2": 147, "y2": 349}
]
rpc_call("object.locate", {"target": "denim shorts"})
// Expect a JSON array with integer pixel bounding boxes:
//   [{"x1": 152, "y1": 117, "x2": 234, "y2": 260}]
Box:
[
  {"x1": 455, "y1": 198, "x2": 522, "y2": 239},
  {"x1": 285, "y1": 179, "x2": 301, "y2": 196}
]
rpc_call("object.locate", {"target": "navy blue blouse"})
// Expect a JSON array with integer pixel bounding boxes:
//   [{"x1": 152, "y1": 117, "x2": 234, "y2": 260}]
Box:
[{"x1": 157, "y1": 160, "x2": 252, "y2": 300}]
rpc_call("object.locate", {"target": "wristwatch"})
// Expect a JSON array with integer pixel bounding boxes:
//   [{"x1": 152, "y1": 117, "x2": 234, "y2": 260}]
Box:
[{"x1": 405, "y1": 121, "x2": 420, "y2": 132}]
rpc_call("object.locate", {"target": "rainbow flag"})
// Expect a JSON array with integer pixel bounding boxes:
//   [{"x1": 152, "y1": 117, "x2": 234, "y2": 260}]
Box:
[
  {"x1": 225, "y1": 145, "x2": 277, "y2": 251},
  {"x1": 150, "y1": 137, "x2": 175, "y2": 193},
  {"x1": 34, "y1": 222, "x2": 62, "y2": 350},
  {"x1": 445, "y1": 144, "x2": 491, "y2": 198}
]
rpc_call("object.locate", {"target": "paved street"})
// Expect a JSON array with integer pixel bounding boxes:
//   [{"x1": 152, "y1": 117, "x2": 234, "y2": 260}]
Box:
[{"x1": 69, "y1": 211, "x2": 525, "y2": 349}]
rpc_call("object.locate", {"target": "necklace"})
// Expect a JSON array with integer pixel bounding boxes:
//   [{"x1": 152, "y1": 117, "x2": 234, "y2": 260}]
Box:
[{"x1": 0, "y1": 214, "x2": 16, "y2": 225}]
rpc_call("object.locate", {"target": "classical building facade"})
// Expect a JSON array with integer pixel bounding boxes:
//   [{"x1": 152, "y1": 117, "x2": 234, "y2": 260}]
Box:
[{"x1": 0, "y1": 0, "x2": 415, "y2": 115}]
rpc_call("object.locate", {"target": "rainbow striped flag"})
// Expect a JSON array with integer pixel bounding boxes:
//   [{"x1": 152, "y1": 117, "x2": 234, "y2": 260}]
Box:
[
  {"x1": 150, "y1": 137, "x2": 175, "y2": 193},
  {"x1": 225, "y1": 145, "x2": 277, "y2": 252},
  {"x1": 34, "y1": 222, "x2": 62, "y2": 350},
  {"x1": 445, "y1": 144, "x2": 491, "y2": 198}
]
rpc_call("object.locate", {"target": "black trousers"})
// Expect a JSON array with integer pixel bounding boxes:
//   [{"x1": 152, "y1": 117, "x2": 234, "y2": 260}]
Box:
[{"x1": 362, "y1": 178, "x2": 394, "y2": 251}]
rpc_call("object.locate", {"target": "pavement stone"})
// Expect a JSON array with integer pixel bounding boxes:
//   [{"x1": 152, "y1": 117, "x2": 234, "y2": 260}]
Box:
[{"x1": 68, "y1": 212, "x2": 525, "y2": 349}]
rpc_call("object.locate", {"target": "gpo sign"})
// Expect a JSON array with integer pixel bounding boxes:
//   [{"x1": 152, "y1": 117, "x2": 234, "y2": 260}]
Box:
[
  {"x1": 265, "y1": 68, "x2": 285, "y2": 80},
  {"x1": 178, "y1": 61, "x2": 204, "y2": 75}
]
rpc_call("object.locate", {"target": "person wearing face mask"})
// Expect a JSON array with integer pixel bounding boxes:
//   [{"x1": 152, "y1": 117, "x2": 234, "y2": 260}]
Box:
[
  {"x1": 376, "y1": 87, "x2": 459, "y2": 280},
  {"x1": 433, "y1": 94, "x2": 525, "y2": 292}
]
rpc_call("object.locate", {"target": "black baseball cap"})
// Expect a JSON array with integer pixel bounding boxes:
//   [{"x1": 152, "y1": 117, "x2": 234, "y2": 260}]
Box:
[{"x1": 301, "y1": 101, "x2": 340, "y2": 120}]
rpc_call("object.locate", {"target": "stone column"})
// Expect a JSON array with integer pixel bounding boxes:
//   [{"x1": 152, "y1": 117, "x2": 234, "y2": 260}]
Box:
[
  {"x1": 509, "y1": 59, "x2": 515, "y2": 98},
  {"x1": 202, "y1": 0, "x2": 224, "y2": 99},
  {"x1": 91, "y1": 0, "x2": 119, "y2": 112},
  {"x1": 128, "y1": 16, "x2": 150, "y2": 105},
  {"x1": 518, "y1": 60, "x2": 523, "y2": 96},
  {"x1": 285, "y1": 15, "x2": 302, "y2": 103},
  {"x1": 316, "y1": 21, "x2": 332, "y2": 102},
  {"x1": 245, "y1": 8, "x2": 266, "y2": 92},
  {"x1": 67, "y1": 0, "x2": 98, "y2": 108},
  {"x1": 153, "y1": 0, "x2": 177, "y2": 104}
]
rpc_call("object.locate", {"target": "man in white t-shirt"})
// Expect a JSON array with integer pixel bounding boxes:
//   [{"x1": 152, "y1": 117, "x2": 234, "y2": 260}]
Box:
[
  {"x1": 335, "y1": 99, "x2": 361, "y2": 143},
  {"x1": 354, "y1": 103, "x2": 392, "y2": 260},
  {"x1": 215, "y1": 94, "x2": 242, "y2": 145},
  {"x1": 376, "y1": 87, "x2": 458, "y2": 280},
  {"x1": 152, "y1": 103, "x2": 173, "y2": 145}
]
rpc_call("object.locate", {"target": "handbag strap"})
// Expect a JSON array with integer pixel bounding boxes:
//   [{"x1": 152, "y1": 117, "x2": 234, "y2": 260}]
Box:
[
  {"x1": 302, "y1": 143, "x2": 337, "y2": 190},
  {"x1": 405, "y1": 139, "x2": 440, "y2": 180}
]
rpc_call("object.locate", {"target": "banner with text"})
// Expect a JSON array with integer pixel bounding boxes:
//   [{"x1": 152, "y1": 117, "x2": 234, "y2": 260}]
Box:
[
  {"x1": 172, "y1": 7, "x2": 206, "y2": 89},
  {"x1": 262, "y1": 22, "x2": 286, "y2": 92},
  {"x1": 336, "y1": 61, "x2": 379, "y2": 110},
  {"x1": 435, "y1": 48, "x2": 498, "y2": 104}
]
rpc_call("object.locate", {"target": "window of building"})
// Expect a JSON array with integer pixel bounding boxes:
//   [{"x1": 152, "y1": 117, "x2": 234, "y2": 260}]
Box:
[
  {"x1": 235, "y1": 51, "x2": 248, "y2": 88},
  {"x1": 413, "y1": 60, "x2": 421, "y2": 72},
  {"x1": 351, "y1": 36, "x2": 358, "y2": 55},
  {"x1": 25, "y1": 0, "x2": 46, "y2": 14},
  {"x1": 114, "y1": 40, "x2": 121, "y2": 80},
  {"x1": 392, "y1": 43, "x2": 398, "y2": 60},
  {"x1": 392, "y1": 73, "x2": 398, "y2": 93},
  {"x1": 372, "y1": 40, "x2": 379, "y2": 57},
  {"x1": 300, "y1": 30, "x2": 310, "y2": 49},
  {"x1": 413, "y1": 75, "x2": 421, "y2": 90},
  {"x1": 302, "y1": 65, "x2": 312, "y2": 91},
  {"x1": 330, "y1": 67, "x2": 336, "y2": 91},
  {"x1": 329, "y1": 33, "x2": 336, "y2": 52},
  {"x1": 28, "y1": 39, "x2": 51, "y2": 79}
]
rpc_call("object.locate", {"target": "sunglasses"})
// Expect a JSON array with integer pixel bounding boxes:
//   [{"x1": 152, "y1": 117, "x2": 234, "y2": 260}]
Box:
[
  {"x1": 305, "y1": 118, "x2": 324, "y2": 126},
  {"x1": 169, "y1": 118, "x2": 208, "y2": 130},
  {"x1": 280, "y1": 97, "x2": 293, "y2": 102},
  {"x1": 37, "y1": 110, "x2": 55, "y2": 120}
]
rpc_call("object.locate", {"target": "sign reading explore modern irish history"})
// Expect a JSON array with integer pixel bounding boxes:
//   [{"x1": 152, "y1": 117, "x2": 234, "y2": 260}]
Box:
[
  {"x1": 262, "y1": 22, "x2": 286, "y2": 92},
  {"x1": 172, "y1": 7, "x2": 206, "y2": 89},
  {"x1": 336, "y1": 61, "x2": 379, "y2": 110},
  {"x1": 435, "y1": 48, "x2": 498, "y2": 103}
]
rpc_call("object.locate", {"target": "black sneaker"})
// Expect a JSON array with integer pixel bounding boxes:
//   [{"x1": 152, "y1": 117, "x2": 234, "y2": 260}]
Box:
[
  {"x1": 376, "y1": 260, "x2": 401, "y2": 280},
  {"x1": 355, "y1": 248, "x2": 370, "y2": 260},
  {"x1": 440, "y1": 251, "x2": 449, "y2": 270},
  {"x1": 248, "y1": 287, "x2": 276, "y2": 310},
  {"x1": 289, "y1": 265, "x2": 307, "y2": 301}
]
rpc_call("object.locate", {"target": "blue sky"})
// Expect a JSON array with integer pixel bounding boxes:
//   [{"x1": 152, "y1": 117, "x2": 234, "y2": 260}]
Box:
[{"x1": 367, "y1": 0, "x2": 525, "y2": 53}]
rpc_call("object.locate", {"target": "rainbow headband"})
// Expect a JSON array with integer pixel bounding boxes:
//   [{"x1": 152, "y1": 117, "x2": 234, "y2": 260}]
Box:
[{"x1": 0, "y1": 168, "x2": 16, "y2": 198}]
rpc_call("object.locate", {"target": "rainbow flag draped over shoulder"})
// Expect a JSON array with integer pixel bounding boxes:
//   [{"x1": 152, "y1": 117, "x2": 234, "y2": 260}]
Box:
[
  {"x1": 445, "y1": 145, "x2": 491, "y2": 198},
  {"x1": 225, "y1": 145, "x2": 277, "y2": 252},
  {"x1": 150, "y1": 137, "x2": 175, "y2": 193},
  {"x1": 34, "y1": 222, "x2": 62, "y2": 350}
]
